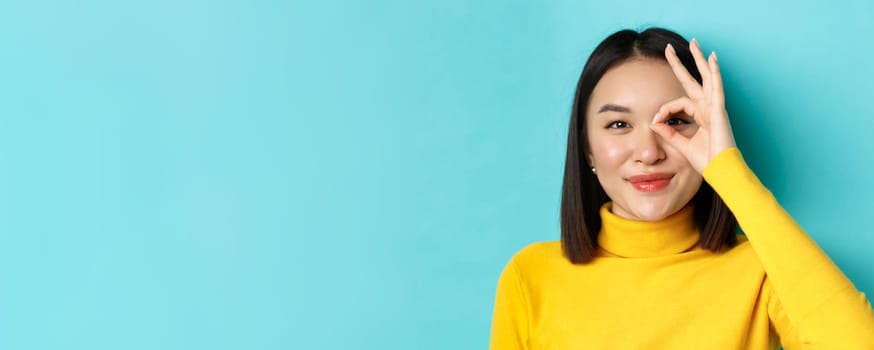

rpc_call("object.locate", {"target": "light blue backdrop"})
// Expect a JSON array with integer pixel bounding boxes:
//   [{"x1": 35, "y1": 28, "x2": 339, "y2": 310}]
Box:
[{"x1": 1, "y1": 0, "x2": 872, "y2": 349}]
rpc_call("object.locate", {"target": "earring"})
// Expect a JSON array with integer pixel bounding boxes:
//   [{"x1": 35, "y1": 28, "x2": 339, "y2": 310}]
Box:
[{"x1": 591, "y1": 167, "x2": 597, "y2": 174}]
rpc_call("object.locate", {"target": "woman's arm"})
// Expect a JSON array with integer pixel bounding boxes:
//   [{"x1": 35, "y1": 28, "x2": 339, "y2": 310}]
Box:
[
  {"x1": 704, "y1": 146, "x2": 874, "y2": 348},
  {"x1": 489, "y1": 259, "x2": 529, "y2": 350},
  {"x1": 653, "y1": 39, "x2": 874, "y2": 347}
]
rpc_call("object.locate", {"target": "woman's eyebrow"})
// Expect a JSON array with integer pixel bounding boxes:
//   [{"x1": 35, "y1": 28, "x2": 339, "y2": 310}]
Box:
[{"x1": 598, "y1": 104, "x2": 631, "y2": 113}]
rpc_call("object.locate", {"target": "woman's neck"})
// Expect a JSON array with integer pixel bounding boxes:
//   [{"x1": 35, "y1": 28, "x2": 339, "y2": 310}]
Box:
[{"x1": 596, "y1": 203, "x2": 700, "y2": 258}]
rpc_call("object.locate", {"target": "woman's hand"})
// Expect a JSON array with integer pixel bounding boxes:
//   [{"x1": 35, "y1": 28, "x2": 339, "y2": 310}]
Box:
[{"x1": 650, "y1": 39, "x2": 737, "y2": 174}]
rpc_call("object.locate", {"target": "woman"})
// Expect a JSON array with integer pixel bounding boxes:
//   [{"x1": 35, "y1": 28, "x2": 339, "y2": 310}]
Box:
[{"x1": 489, "y1": 28, "x2": 874, "y2": 349}]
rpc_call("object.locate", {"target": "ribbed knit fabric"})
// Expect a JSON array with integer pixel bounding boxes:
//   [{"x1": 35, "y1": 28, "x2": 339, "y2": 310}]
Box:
[{"x1": 489, "y1": 148, "x2": 874, "y2": 349}]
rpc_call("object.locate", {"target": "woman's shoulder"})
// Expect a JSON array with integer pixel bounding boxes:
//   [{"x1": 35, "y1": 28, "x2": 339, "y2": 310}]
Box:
[
  {"x1": 513, "y1": 240, "x2": 562, "y2": 257},
  {"x1": 712, "y1": 234, "x2": 766, "y2": 272},
  {"x1": 506, "y1": 241, "x2": 566, "y2": 270},
  {"x1": 730, "y1": 234, "x2": 752, "y2": 254}
]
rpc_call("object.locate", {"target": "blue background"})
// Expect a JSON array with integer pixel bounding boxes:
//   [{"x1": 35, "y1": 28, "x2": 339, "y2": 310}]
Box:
[{"x1": 2, "y1": 0, "x2": 872, "y2": 349}]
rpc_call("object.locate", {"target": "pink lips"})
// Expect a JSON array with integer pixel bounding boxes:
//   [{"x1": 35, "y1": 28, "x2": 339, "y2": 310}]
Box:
[{"x1": 628, "y1": 173, "x2": 673, "y2": 192}]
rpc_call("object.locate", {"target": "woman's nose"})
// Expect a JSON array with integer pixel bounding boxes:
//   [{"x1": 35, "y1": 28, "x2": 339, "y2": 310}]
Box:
[{"x1": 633, "y1": 128, "x2": 666, "y2": 165}]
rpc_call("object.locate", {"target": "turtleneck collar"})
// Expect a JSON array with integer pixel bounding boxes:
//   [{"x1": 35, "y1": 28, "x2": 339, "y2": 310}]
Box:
[{"x1": 597, "y1": 202, "x2": 700, "y2": 258}]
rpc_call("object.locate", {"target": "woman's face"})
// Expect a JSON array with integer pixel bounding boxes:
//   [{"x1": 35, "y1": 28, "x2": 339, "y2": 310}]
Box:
[{"x1": 586, "y1": 58, "x2": 702, "y2": 221}]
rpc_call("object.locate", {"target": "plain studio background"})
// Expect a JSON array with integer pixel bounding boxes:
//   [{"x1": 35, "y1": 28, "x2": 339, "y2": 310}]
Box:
[{"x1": 1, "y1": 0, "x2": 872, "y2": 349}]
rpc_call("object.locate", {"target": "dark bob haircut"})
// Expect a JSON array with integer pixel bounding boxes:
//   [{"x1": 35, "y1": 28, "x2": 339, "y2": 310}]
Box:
[{"x1": 560, "y1": 27, "x2": 738, "y2": 264}]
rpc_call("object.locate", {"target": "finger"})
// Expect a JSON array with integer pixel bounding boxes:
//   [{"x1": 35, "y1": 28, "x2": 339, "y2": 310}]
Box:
[
  {"x1": 653, "y1": 97, "x2": 700, "y2": 126},
  {"x1": 708, "y1": 52, "x2": 725, "y2": 107},
  {"x1": 689, "y1": 39, "x2": 712, "y2": 93},
  {"x1": 664, "y1": 43, "x2": 703, "y2": 100},
  {"x1": 652, "y1": 97, "x2": 701, "y2": 151},
  {"x1": 650, "y1": 121, "x2": 690, "y2": 152}
]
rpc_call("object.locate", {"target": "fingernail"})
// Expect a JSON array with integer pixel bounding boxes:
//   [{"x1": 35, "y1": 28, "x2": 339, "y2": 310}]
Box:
[
  {"x1": 712, "y1": 52, "x2": 718, "y2": 62},
  {"x1": 666, "y1": 43, "x2": 675, "y2": 54}
]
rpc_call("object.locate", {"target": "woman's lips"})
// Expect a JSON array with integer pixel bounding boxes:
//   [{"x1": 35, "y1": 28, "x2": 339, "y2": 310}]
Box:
[{"x1": 628, "y1": 173, "x2": 674, "y2": 192}]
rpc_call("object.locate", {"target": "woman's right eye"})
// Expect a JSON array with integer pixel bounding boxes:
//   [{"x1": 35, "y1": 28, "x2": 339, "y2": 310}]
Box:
[{"x1": 606, "y1": 121, "x2": 629, "y2": 129}]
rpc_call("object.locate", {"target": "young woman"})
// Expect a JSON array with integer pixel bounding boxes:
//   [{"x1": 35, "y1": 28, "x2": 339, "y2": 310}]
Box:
[{"x1": 489, "y1": 28, "x2": 874, "y2": 349}]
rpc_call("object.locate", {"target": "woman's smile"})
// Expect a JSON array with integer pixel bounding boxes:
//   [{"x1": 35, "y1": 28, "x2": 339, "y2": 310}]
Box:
[{"x1": 627, "y1": 173, "x2": 674, "y2": 192}]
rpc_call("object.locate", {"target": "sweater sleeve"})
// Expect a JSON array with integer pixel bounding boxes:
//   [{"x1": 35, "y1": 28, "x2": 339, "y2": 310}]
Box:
[
  {"x1": 489, "y1": 259, "x2": 529, "y2": 350},
  {"x1": 703, "y1": 147, "x2": 874, "y2": 349}
]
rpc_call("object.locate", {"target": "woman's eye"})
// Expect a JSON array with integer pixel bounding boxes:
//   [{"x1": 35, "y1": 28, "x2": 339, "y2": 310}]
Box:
[
  {"x1": 606, "y1": 121, "x2": 629, "y2": 129},
  {"x1": 666, "y1": 117, "x2": 690, "y2": 126}
]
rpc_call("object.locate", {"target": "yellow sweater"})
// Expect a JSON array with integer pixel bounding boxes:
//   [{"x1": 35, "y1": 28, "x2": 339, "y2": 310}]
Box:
[{"x1": 489, "y1": 148, "x2": 874, "y2": 349}]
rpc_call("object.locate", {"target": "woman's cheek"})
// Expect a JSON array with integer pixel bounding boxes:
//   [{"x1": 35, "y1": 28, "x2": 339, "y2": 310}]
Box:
[
  {"x1": 589, "y1": 134, "x2": 626, "y2": 167},
  {"x1": 597, "y1": 142, "x2": 625, "y2": 165}
]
